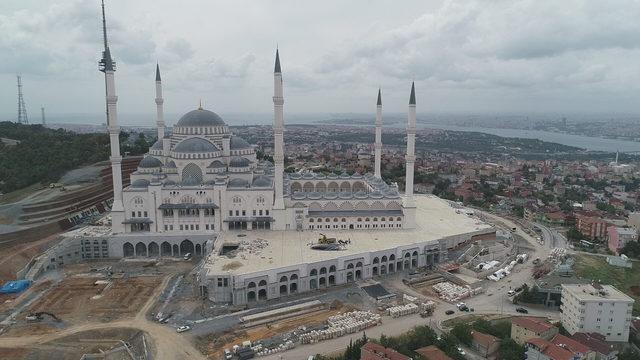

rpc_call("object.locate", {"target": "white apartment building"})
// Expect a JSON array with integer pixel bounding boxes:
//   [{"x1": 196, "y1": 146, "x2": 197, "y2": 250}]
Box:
[{"x1": 561, "y1": 284, "x2": 635, "y2": 342}]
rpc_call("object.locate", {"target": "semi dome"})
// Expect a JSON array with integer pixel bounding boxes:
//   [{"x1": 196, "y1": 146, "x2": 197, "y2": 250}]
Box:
[
  {"x1": 252, "y1": 175, "x2": 272, "y2": 187},
  {"x1": 150, "y1": 140, "x2": 163, "y2": 150},
  {"x1": 165, "y1": 160, "x2": 177, "y2": 168},
  {"x1": 131, "y1": 179, "x2": 150, "y2": 188},
  {"x1": 175, "y1": 108, "x2": 226, "y2": 127},
  {"x1": 229, "y1": 157, "x2": 250, "y2": 168},
  {"x1": 139, "y1": 156, "x2": 163, "y2": 168},
  {"x1": 207, "y1": 160, "x2": 225, "y2": 169},
  {"x1": 174, "y1": 138, "x2": 219, "y2": 153},
  {"x1": 230, "y1": 136, "x2": 251, "y2": 150}
]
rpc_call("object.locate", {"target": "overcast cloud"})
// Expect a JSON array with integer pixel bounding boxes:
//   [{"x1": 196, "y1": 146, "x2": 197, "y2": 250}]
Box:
[{"x1": 1, "y1": 0, "x2": 640, "y2": 124}]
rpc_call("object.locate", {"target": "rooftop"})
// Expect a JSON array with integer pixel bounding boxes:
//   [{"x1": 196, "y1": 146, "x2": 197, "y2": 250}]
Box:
[
  {"x1": 361, "y1": 342, "x2": 411, "y2": 360},
  {"x1": 512, "y1": 317, "x2": 555, "y2": 333},
  {"x1": 414, "y1": 345, "x2": 453, "y2": 360},
  {"x1": 561, "y1": 284, "x2": 635, "y2": 302},
  {"x1": 204, "y1": 195, "x2": 491, "y2": 276},
  {"x1": 526, "y1": 338, "x2": 574, "y2": 360},
  {"x1": 550, "y1": 334, "x2": 591, "y2": 355},
  {"x1": 572, "y1": 332, "x2": 617, "y2": 355},
  {"x1": 471, "y1": 331, "x2": 500, "y2": 348}
]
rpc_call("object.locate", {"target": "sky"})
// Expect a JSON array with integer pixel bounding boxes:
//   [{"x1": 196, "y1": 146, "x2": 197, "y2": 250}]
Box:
[{"x1": 2, "y1": 0, "x2": 640, "y2": 125}]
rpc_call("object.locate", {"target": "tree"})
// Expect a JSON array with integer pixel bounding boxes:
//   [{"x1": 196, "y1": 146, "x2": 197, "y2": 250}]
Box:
[
  {"x1": 619, "y1": 348, "x2": 640, "y2": 360},
  {"x1": 499, "y1": 339, "x2": 525, "y2": 360},
  {"x1": 450, "y1": 323, "x2": 472, "y2": 346},
  {"x1": 620, "y1": 241, "x2": 640, "y2": 259}
]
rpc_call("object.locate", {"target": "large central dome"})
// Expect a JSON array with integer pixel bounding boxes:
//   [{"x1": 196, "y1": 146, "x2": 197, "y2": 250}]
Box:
[{"x1": 176, "y1": 108, "x2": 226, "y2": 127}]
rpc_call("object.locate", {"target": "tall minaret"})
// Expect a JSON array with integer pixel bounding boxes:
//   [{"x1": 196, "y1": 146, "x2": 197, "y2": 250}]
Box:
[
  {"x1": 155, "y1": 63, "x2": 165, "y2": 140},
  {"x1": 404, "y1": 82, "x2": 417, "y2": 208},
  {"x1": 272, "y1": 49, "x2": 285, "y2": 211},
  {"x1": 374, "y1": 88, "x2": 383, "y2": 178},
  {"x1": 99, "y1": 0, "x2": 124, "y2": 232}
]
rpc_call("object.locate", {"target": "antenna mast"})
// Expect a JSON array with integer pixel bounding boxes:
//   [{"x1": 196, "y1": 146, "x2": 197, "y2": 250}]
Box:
[
  {"x1": 41, "y1": 106, "x2": 46, "y2": 125},
  {"x1": 17, "y1": 75, "x2": 28, "y2": 124}
]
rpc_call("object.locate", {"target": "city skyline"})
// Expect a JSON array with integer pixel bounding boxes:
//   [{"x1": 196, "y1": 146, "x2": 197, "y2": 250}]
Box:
[{"x1": 2, "y1": 0, "x2": 640, "y2": 118}]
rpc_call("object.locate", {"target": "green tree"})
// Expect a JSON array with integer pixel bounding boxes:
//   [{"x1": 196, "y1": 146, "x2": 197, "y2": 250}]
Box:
[
  {"x1": 499, "y1": 339, "x2": 525, "y2": 360},
  {"x1": 450, "y1": 323, "x2": 472, "y2": 346},
  {"x1": 620, "y1": 241, "x2": 640, "y2": 259}
]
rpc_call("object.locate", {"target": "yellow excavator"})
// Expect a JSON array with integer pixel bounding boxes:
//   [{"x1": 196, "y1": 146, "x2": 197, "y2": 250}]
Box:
[{"x1": 318, "y1": 233, "x2": 337, "y2": 244}]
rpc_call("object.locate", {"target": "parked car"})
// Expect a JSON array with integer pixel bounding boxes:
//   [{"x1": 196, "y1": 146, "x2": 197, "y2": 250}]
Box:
[
  {"x1": 183, "y1": 253, "x2": 192, "y2": 260},
  {"x1": 516, "y1": 307, "x2": 528, "y2": 314},
  {"x1": 176, "y1": 325, "x2": 191, "y2": 333},
  {"x1": 224, "y1": 349, "x2": 233, "y2": 359},
  {"x1": 457, "y1": 347, "x2": 466, "y2": 355},
  {"x1": 456, "y1": 302, "x2": 466, "y2": 309},
  {"x1": 445, "y1": 310, "x2": 455, "y2": 315},
  {"x1": 507, "y1": 290, "x2": 516, "y2": 296}
]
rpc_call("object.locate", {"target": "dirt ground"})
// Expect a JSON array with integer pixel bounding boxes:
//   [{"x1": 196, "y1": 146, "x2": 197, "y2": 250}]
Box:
[
  {"x1": 0, "y1": 234, "x2": 61, "y2": 283},
  {"x1": 5, "y1": 276, "x2": 161, "y2": 336},
  {"x1": 199, "y1": 302, "x2": 351, "y2": 359},
  {"x1": 0, "y1": 327, "x2": 148, "y2": 360}
]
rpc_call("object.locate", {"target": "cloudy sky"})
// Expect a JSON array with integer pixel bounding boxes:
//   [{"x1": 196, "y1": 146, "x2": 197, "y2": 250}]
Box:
[{"x1": 1, "y1": 0, "x2": 640, "y2": 125}]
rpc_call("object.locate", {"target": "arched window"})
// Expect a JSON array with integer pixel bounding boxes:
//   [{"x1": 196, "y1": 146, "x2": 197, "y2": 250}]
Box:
[
  {"x1": 341, "y1": 218, "x2": 346, "y2": 222},
  {"x1": 309, "y1": 218, "x2": 314, "y2": 223},
  {"x1": 329, "y1": 265, "x2": 336, "y2": 272},
  {"x1": 279, "y1": 276, "x2": 288, "y2": 283},
  {"x1": 256, "y1": 196, "x2": 265, "y2": 204},
  {"x1": 181, "y1": 195, "x2": 196, "y2": 204},
  {"x1": 233, "y1": 196, "x2": 243, "y2": 204},
  {"x1": 396, "y1": 217, "x2": 402, "y2": 221},
  {"x1": 133, "y1": 197, "x2": 144, "y2": 205}
]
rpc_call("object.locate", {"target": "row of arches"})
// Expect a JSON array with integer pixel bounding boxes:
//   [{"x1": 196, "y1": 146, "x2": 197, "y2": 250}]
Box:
[
  {"x1": 305, "y1": 201, "x2": 402, "y2": 211},
  {"x1": 122, "y1": 239, "x2": 204, "y2": 258},
  {"x1": 291, "y1": 181, "x2": 367, "y2": 193}
]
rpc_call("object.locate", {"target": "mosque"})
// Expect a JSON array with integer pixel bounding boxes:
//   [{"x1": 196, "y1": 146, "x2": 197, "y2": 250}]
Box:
[{"x1": 97, "y1": 3, "x2": 494, "y2": 305}]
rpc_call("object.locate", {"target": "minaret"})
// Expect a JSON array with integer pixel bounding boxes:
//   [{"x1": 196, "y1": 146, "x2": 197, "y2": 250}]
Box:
[
  {"x1": 272, "y1": 49, "x2": 285, "y2": 211},
  {"x1": 374, "y1": 88, "x2": 383, "y2": 178},
  {"x1": 155, "y1": 63, "x2": 165, "y2": 140},
  {"x1": 99, "y1": 0, "x2": 124, "y2": 232},
  {"x1": 404, "y1": 82, "x2": 417, "y2": 208}
]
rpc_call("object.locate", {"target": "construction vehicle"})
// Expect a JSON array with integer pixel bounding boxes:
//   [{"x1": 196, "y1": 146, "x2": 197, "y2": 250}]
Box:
[
  {"x1": 25, "y1": 312, "x2": 61, "y2": 322},
  {"x1": 318, "y1": 233, "x2": 337, "y2": 244}
]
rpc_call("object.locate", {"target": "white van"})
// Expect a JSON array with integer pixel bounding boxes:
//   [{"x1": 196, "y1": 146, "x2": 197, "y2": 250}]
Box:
[{"x1": 183, "y1": 252, "x2": 192, "y2": 260}]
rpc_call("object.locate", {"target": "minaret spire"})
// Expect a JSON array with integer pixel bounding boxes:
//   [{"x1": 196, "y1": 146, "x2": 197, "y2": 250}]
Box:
[
  {"x1": 272, "y1": 48, "x2": 285, "y2": 215},
  {"x1": 155, "y1": 63, "x2": 165, "y2": 140},
  {"x1": 98, "y1": 0, "x2": 124, "y2": 232},
  {"x1": 374, "y1": 88, "x2": 383, "y2": 178},
  {"x1": 405, "y1": 81, "x2": 417, "y2": 207}
]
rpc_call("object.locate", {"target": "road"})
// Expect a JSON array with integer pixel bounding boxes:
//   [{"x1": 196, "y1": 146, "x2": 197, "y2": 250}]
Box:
[{"x1": 0, "y1": 276, "x2": 206, "y2": 360}]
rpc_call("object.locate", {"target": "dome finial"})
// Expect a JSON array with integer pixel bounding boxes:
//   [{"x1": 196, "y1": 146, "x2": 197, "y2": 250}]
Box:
[{"x1": 198, "y1": 99, "x2": 203, "y2": 110}]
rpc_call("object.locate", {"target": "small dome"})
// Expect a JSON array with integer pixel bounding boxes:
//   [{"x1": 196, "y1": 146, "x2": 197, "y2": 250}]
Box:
[
  {"x1": 131, "y1": 179, "x2": 150, "y2": 188},
  {"x1": 338, "y1": 192, "x2": 353, "y2": 199},
  {"x1": 165, "y1": 160, "x2": 177, "y2": 168},
  {"x1": 252, "y1": 175, "x2": 272, "y2": 187},
  {"x1": 228, "y1": 178, "x2": 249, "y2": 187},
  {"x1": 230, "y1": 136, "x2": 251, "y2": 150},
  {"x1": 174, "y1": 138, "x2": 219, "y2": 153},
  {"x1": 175, "y1": 108, "x2": 226, "y2": 127},
  {"x1": 229, "y1": 157, "x2": 250, "y2": 168},
  {"x1": 150, "y1": 140, "x2": 163, "y2": 150},
  {"x1": 139, "y1": 156, "x2": 163, "y2": 168},
  {"x1": 163, "y1": 180, "x2": 176, "y2": 186},
  {"x1": 207, "y1": 160, "x2": 225, "y2": 169},
  {"x1": 308, "y1": 192, "x2": 322, "y2": 200},
  {"x1": 289, "y1": 173, "x2": 302, "y2": 179},
  {"x1": 302, "y1": 173, "x2": 315, "y2": 179},
  {"x1": 340, "y1": 172, "x2": 350, "y2": 179},
  {"x1": 324, "y1": 192, "x2": 338, "y2": 199}
]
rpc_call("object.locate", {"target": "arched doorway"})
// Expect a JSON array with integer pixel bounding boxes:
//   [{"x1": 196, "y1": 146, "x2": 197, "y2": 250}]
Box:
[
  {"x1": 123, "y1": 242, "x2": 134, "y2": 257},
  {"x1": 258, "y1": 289, "x2": 267, "y2": 300},
  {"x1": 247, "y1": 291, "x2": 256, "y2": 302},
  {"x1": 389, "y1": 263, "x2": 395, "y2": 273},
  {"x1": 161, "y1": 241, "x2": 172, "y2": 256},
  {"x1": 290, "y1": 282, "x2": 297, "y2": 293},
  {"x1": 310, "y1": 279, "x2": 317, "y2": 289},
  {"x1": 180, "y1": 239, "x2": 194, "y2": 255},
  {"x1": 412, "y1": 258, "x2": 418, "y2": 267},
  {"x1": 172, "y1": 244, "x2": 179, "y2": 256},
  {"x1": 404, "y1": 260, "x2": 410, "y2": 269},
  {"x1": 319, "y1": 277, "x2": 326, "y2": 287},
  {"x1": 380, "y1": 266, "x2": 387, "y2": 275},
  {"x1": 372, "y1": 266, "x2": 378, "y2": 276},
  {"x1": 279, "y1": 285, "x2": 288, "y2": 295},
  {"x1": 195, "y1": 243, "x2": 202, "y2": 256},
  {"x1": 346, "y1": 272, "x2": 354, "y2": 282},
  {"x1": 148, "y1": 242, "x2": 159, "y2": 257},
  {"x1": 328, "y1": 275, "x2": 335, "y2": 285},
  {"x1": 135, "y1": 242, "x2": 147, "y2": 257},
  {"x1": 355, "y1": 270, "x2": 362, "y2": 280}
]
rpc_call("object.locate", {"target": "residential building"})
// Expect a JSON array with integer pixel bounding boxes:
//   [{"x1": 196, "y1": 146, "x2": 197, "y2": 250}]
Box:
[
  {"x1": 360, "y1": 342, "x2": 412, "y2": 360},
  {"x1": 572, "y1": 333, "x2": 618, "y2": 360},
  {"x1": 525, "y1": 338, "x2": 581, "y2": 360},
  {"x1": 560, "y1": 284, "x2": 635, "y2": 342},
  {"x1": 414, "y1": 346, "x2": 452, "y2": 360},
  {"x1": 470, "y1": 331, "x2": 500, "y2": 357},
  {"x1": 607, "y1": 227, "x2": 637, "y2": 254},
  {"x1": 511, "y1": 317, "x2": 559, "y2": 345},
  {"x1": 576, "y1": 215, "x2": 611, "y2": 240},
  {"x1": 550, "y1": 334, "x2": 595, "y2": 360}
]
